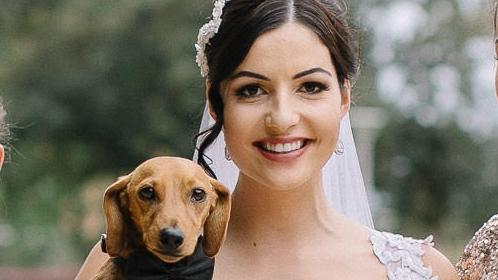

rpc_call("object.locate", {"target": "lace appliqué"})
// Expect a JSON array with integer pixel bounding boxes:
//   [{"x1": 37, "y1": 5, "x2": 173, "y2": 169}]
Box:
[{"x1": 369, "y1": 230, "x2": 438, "y2": 280}]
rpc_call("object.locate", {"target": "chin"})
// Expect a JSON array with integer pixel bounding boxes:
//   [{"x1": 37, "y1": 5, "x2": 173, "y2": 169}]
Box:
[{"x1": 257, "y1": 171, "x2": 318, "y2": 191}]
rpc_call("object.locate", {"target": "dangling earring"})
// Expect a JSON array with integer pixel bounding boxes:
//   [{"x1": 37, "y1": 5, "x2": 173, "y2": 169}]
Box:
[
  {"x1": 334, "y1": 140, "x2": 344, "y2": 155},
  {"x1": 225, "y1": 146, "x2": 232, "y2": 161}
]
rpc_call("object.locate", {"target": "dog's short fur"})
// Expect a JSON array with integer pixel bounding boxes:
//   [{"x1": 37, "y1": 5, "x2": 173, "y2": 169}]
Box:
[{"x1": 92, "y1": 157, "x2": 231, "y2": 280}]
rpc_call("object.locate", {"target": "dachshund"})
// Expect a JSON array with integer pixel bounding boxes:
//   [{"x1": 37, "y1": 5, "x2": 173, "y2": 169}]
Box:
[{"x1": 92, "y1": 156, "x2": 231, "y2": 280}]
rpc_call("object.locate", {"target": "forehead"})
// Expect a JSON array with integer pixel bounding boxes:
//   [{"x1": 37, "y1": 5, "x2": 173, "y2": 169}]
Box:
[{"x1": 236, "y1": 22, "x2": 334, "y2": 73}]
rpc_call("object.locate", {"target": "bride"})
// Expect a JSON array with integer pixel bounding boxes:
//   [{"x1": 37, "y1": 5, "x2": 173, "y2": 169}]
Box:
[{"x1": 76, "y1": 0, "x2": 458, "y2": 279}]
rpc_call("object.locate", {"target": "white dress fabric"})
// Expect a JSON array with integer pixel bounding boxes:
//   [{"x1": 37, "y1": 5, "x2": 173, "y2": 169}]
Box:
[{"x1": 369, "y1": 230, "x2": 438, "y2": 280}]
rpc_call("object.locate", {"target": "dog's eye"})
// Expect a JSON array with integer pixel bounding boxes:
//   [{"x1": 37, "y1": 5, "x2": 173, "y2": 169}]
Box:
[
  {"x1": 191, "y1": 188, "x2": 206, "y2": 203},
  {"x1": 139, "y1": 186, "x2": 155, "y2": 200}
]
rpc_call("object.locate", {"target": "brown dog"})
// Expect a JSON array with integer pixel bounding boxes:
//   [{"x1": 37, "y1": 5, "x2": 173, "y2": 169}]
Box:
[{"x1": 92, "y1": 156, "x2": 231, "y2": 280}]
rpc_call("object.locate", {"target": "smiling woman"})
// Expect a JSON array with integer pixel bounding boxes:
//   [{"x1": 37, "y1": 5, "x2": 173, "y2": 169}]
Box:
[
  {"x1": 219, "y1": 22, "x2": 349, "y2": 192},
  {"x1": 193, "y1": 2, "x2": 457, "y2": 279},
  {"x1": 76, "y1": 1, "x2": 458, "y2": 279}
]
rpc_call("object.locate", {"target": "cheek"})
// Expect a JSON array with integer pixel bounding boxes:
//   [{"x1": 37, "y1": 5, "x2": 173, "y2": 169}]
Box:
[
  {"x1": 311, "y1": 103, "x2": 343, "y2": 149},
  {"x1": 223, "y1": 104, "x2": 261, "y2": 147},
  {"x1": 317, "y1": 114, "x2": 341, "y2": 148}
]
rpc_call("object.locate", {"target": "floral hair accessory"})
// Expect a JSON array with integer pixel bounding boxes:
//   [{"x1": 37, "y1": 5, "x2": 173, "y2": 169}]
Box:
[{"x1": 195, "y1": 0, "x2": 231, "y2": 78}]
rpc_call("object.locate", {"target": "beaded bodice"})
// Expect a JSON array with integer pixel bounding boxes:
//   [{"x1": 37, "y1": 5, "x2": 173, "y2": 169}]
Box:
[
  {"x1": 369, "y1": 230, "x2": 437, "y2": 280},
  {"x1": 457, "y1": 214, "x2": 498, "y2": 280}
]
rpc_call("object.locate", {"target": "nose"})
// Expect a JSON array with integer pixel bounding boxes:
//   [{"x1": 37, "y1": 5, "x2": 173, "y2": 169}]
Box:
[
  {"x1": 159, "y1": 228, "x2": 185, "y2": 250},
  {"x1": 265, "y1": 94, "x2": 300, "y2": 134}
]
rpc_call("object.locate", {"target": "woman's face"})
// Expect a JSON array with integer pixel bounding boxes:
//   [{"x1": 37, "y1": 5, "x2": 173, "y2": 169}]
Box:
[{"x1": 219, "y1": 22, "x2": 350, "y2": 190}]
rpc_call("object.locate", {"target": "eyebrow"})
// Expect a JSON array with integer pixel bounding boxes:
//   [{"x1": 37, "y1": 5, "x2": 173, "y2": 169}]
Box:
[
  {"x1": 229, "y1": 67, "x2": 332, "y2": 81},
  {"x1": 229, "y1": 71, "x2": 270, "y2": 81},
  {"x1": 293, "y1": 67, "x2": 332, "y2": 79}
]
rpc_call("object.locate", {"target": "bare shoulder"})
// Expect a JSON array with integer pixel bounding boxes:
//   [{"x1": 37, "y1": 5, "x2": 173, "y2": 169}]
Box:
[{"x1": 422, "y1": 244, "x2": 458, "y2": 280}]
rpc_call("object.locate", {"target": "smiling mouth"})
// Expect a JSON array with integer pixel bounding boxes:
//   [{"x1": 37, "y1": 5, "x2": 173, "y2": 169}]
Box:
[{"x1": 256, "y1": 139, "x2": 309, "y2": 153}]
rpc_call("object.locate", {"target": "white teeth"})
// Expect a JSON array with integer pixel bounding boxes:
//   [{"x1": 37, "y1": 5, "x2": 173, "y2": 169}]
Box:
[
  {"x1": 262, "y1": 140, "x2": 305, "y2": 153},
  {"x1": 276, "y1": 144, "x2": 284, "y2": 152},
  {"x1": 283, "y1": 143, "x2": 291, "y2": 152}
]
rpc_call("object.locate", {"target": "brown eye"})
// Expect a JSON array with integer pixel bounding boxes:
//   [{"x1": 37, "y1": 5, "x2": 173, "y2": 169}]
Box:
[
  {"x1": 235, "y1": 84, "x2": 264, "y2": 98},
  {"x1": 299, "y1": 82, "x2": 327, "y2": 94},
  {"x1": 191, "y1": 188, "x2": 206, "y2": 203},
  {"x1": 139, "y1": 185, "x2": 155, "y2": 201}
]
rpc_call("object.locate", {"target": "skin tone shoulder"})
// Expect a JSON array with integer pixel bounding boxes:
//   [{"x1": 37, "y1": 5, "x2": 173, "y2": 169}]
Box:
[{"x1": 75, "y1": 21, "x2": 457, "y2": 280}]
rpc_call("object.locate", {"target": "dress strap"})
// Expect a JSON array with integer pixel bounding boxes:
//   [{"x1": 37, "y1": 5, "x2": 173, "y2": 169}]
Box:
[{"x1": 369, "y1": 230, "x2": 438, "y2": 280}]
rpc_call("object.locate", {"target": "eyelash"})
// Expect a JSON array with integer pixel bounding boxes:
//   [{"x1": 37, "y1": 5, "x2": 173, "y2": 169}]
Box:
[
  {"x1": 234, "y1": 84, "x2": 263, "y2": 98},
  {"x1": 298, "y1": 82, "x2": 329, "y2": 94},
  {"x1": 234, "y1": 82, "x2": 329, "y2": 99}
]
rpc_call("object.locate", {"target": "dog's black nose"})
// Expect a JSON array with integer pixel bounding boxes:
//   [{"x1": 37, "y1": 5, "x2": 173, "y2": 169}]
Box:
[{"x1": 160, "y1": 228, "x2": 185, "y2": 250}]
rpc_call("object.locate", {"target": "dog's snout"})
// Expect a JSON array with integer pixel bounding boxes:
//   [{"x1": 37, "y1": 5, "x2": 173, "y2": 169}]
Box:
[{"x1": 160, "y1": 228, "x2": 185, "y2": 250}]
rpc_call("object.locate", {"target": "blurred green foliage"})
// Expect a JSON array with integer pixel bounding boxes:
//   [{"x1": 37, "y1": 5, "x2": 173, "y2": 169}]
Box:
[
  {"x1": 0, "y1": 0, "x2": 211, "y2": 265},
  {"x1": 363, "y1": 0, "x2": 498, "y2": 242},
  {"x1": 375, "y1": 115, "x2": 497, "y2": 230}
]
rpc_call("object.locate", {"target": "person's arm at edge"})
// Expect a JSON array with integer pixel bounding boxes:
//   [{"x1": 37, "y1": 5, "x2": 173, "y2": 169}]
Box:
[
  {"x1": 423, "y1": 245, "x2": 458, "y2": 280},
  {"x1": 74, "y1": 241, "x2": 109, "y2": 280}
]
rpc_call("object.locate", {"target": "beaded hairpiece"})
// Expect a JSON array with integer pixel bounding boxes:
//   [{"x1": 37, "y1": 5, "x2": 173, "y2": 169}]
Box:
[{"x1": 195, "y1": 0, "x2": 231, "y2": 78}]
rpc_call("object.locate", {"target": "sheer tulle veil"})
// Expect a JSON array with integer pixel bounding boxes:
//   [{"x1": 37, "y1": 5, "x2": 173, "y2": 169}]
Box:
[{"x1": 193, "y1": 105, "x2": 374, "y2": 228}]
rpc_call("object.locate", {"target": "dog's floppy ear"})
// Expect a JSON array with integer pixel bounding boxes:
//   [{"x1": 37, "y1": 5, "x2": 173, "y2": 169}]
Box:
[
  {"x1": 203, "y1": 178, "x2": 231, "y2": 257},
  {"x1": 103, "y1": 174, "x2": 131, "y2": 257}
]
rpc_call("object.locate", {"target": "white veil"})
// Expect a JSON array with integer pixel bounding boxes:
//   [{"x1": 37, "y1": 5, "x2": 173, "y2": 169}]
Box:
[{"x1": 193, "y1": 105, "x2": 374, "y2": 228}]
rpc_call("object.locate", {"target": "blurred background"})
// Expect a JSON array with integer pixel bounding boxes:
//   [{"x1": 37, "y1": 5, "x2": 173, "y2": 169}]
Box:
[{"x1": 0, "y1": 0, "x2": 497, "y2": 278}]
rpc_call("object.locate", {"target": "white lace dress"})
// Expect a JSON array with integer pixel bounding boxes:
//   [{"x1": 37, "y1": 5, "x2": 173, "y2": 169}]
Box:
[{"x1": 369, "y1": 230, "x2": 438, "y2": 280}]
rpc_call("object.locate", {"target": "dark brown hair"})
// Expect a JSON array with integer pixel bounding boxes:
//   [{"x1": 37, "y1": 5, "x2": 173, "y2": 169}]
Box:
[{"x1": 196, "y1": 0, "x2": 359, "y2": 178}]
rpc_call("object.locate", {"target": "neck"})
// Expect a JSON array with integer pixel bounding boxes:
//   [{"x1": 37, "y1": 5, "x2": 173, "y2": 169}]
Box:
[{"x1": 226, "y1": 172, "x2": 344, "y2": 249}]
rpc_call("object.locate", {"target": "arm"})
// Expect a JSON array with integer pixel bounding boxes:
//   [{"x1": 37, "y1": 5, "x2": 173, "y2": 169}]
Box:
[
  {"x1": 75, "y1": 241, "x2": 110, "y2": 280},
  {"x1": 422, "y1": 245, "x2": 458, "y2": 280},
  {"x1": 456, "y1": 214, "x2": 498, "y2": 279}
]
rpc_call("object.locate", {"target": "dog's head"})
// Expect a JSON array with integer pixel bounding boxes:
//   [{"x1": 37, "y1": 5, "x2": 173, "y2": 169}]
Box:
[{"x1": 102, "y1": 156, "x2": 231, "y2": 263}]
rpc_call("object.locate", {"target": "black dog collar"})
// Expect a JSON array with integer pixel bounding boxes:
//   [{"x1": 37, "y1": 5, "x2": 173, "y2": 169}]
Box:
[{"x1": 100, "y1": 233, "x2": 108, "y2": 253}]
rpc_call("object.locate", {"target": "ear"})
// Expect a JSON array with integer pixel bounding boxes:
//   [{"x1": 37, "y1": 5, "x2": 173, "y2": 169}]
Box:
[
  {"x1": 203, "y1": 178, "x2": 231, "y2": 257},
  {"x1": 205, "y1": 79, "x2": 217, "y2": 121},
  {"x1": 340, "y1": 80, "x2": 351, "y2": 118},
  {"x1": 102, "y1": 174, "x2": 131, "y2": 257},
  {"x1": 0, "y1": 145, "x2": 4, "y2": 172}
]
